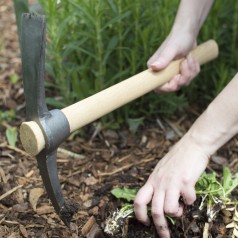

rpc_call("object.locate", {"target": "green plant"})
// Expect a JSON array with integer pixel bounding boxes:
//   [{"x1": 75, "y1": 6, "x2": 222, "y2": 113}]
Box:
[
  {"x1": 106, "y1": 187, "x2": 176, "y2": 235},
  {"x1": 0, "y1": 110, "x2": 16, "y2": 123},
  {"x1": 107, "y1": 167, "x2": 238, "y2": 235},
  {"x1": 37, "y1": 0, "x2": 181, "y2": 124},
  {"x1": 37, "y1": 0, "x2": 237, "y2": 126},
  {"x1": 10, "y1": 73, "x2": 19, "y2": 84},
  {"x1": 6, "y1": 127, "x2": 18, "y2": 147}
]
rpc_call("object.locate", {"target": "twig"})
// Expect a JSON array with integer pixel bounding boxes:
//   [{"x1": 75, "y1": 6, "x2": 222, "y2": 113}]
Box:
[
  {"x1": 156, "y1": 117, "x2": 166, "y2": 131},
  {"x1": 0, "y1": 184, "x2": 23, "y2": 201},
  {"x1": 203, "y1": 223, "x2": 209, "y2": 238},
  {"x1": 97, "y1": 157, "x2": 155, "y2": 177},
  {"x1": 81, "y1": 216, "x2": 96, "y2": 236},
  {"x1": 117, "y1": 154, "x2": 131, "y2": 163},
  {"x1": 57, "y1": 147, "x2": 85, "y2": 160},
  {"x1": 0, "y1": 166, "x2": 8, "y2": 183},
  {"x1": 164, "y1": 118, "x2": 184, "y2": 138},
  {"x1": 5, "y1": 145, "x2": 32, "y2": 158}
]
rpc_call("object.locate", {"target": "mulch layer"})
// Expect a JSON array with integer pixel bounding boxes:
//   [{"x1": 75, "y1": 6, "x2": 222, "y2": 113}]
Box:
[{"x1": 1, "y1": 1, "x2": 238, "y2": 238}]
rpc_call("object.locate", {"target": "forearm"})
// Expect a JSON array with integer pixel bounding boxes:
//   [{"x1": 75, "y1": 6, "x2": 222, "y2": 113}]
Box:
[
  {"x1": 171, "y1": 0, "x2": 214, "y2": 37},
  {"x1": 187, "y1": 73, "x2": 238, "y2": 156}
]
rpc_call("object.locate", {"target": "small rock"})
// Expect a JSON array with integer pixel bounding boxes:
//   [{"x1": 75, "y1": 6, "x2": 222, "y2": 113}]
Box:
[{"x1": 165, "y1": 130, "x2": 176, "y2": 140}]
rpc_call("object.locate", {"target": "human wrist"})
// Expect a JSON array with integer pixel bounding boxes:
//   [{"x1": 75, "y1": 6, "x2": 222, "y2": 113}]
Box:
[
  {"x1": 171, "y1": 18, "x2": 200, "y2": 38},
  {"x1": 186, "y1": 106, "x2": 238, "y2": 157},
  {"x1": 173, "y1": 131, "x2": 211, "y2": 166},
  {"x1": 171, "y1": 0, "x2": 213, "y2": 38},
  {"x1": 184, "y1": 73, "x2": 238, "y2": 158}
]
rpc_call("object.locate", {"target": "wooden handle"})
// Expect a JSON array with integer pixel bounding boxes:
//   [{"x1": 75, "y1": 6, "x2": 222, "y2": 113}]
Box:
[
  {"x1": 62, "y1": 39, "x2": 218, "y2": 132},
  {"x1": 20, "y1": 39, "x2": 218, "y2": 155}
]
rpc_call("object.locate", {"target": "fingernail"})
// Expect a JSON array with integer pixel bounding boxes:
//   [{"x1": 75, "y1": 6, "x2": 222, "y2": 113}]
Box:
[
  {"x1": 151, "y1": 61, "x2": 161, "y2": 69},
  {"x1": 151, "y1": 58, "x2": 164, "y2": 69}
]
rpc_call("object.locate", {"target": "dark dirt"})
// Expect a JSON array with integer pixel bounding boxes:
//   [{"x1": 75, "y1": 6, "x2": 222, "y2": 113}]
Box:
[{"x1": 1, "y1": 1, "x2": 238, "y2": 238}]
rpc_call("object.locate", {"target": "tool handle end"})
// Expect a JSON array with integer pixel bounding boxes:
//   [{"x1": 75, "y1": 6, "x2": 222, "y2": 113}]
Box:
[
  {"x1": 20, "y1": 121, "x2": 45, "y2": 156},
  {"x1": 191, "y1": 39, "x2": 219, "y2": 65}
]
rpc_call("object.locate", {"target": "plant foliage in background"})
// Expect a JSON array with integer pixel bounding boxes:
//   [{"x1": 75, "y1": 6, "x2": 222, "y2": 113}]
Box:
[{"x1": 24, "y1": 0, "x2": 238, "y2": 126}]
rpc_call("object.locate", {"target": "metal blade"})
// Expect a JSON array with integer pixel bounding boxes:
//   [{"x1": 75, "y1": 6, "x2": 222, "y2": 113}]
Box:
[{"x1": 21, "y1": 13, "x2": 78, "y2": 226}]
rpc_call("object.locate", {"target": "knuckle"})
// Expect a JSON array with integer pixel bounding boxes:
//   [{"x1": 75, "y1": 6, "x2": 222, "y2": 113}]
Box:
[
  {"x1": 186, "y1": 196, "x2": 196, "y2": 205},
  {"x1": 133, "y1": 198, "x2": 143, "y2": 209},
  {"x1": 164, "y1": 207, "x2": 178, "y2": 216},
  {"x1": 181, "y1": 191, "x2": 196, "y2": 205},
  {"x1": 151, "y1": 209, "x2": 163, "y2": 219},
  {"x1": 181, "y1": 177, "x2": 191, "y2": 186}
]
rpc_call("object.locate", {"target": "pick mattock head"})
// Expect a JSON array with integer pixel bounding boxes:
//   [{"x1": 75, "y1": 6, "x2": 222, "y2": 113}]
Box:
[{"x1": 20, "y1": 13, "x2": 79, "y2": 226}]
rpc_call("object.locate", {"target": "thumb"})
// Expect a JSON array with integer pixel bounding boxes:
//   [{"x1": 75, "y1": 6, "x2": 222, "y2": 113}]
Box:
[{"x1": 148, "y1": 47, "x2": 178, "y2": 71}]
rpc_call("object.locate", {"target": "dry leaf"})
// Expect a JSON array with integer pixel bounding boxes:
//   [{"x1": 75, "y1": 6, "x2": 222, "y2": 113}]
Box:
[
  {"x1": 19, "y1": 224, "x2": 28, "y2": 238},
  {"x1": 85, "y1": 176, "x2": 98, "y2": 186},
  {"x1": 86, "y1": 223, "x2": 103, "y2": 238},
  {"x1": 29, "y1": 188, "x2": 44, "y2": 211},
  {"x1": 36, "y1": 204, "x2": 54, "y2": 215},
  {"x1": 7, "y1": 232, "x2": 19, "y2": 238}
]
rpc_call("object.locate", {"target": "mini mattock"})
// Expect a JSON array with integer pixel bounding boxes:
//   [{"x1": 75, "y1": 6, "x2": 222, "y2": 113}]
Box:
[{"x1": 19, "y1": 13, "x2": 219, "y2": 226}]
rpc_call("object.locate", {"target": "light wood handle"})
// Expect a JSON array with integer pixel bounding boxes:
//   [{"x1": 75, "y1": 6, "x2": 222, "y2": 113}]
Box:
[{"x1": 20, "y1": 40, "x2": 219, "y2": 155}]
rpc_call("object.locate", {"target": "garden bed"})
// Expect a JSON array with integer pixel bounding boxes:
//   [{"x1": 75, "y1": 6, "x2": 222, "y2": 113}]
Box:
[{"x1": 1, "y1": 1, "x2": 238, "y2": 238}]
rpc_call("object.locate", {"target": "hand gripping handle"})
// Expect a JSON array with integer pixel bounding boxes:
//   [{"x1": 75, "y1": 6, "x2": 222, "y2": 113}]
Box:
[{"x1": 20, "y1": 39, "x2": 219, "y2": 156}]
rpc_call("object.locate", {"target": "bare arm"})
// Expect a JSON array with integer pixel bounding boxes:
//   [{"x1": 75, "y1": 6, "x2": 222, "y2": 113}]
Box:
[
  {"x1": 171, "y1": 0, "x2": 214, "y2": 37},
  {"x1": 134, "y1": 73, "x2": 238, "y2": 238},
  {"x1": 134, "y1": 1, "x2": 219, "y2": 238},
  {"x1": 148, "y1": 0, "x2": 214, "y2": 93},
  {"x1": 188, "y1": 73, "x2": 238, "y2": 156}
]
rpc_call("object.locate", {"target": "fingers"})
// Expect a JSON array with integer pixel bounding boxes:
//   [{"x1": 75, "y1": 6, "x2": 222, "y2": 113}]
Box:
[
  {"x1": 154, "y1": 54, "x2": 200, "y2": 93},
  {"x1": 147, "y1": 46, "x2": 178, "y2": 71},
  {"x1": 134, "y1": 183, "x2": 153, "y2": 226},
  {"x1": 179, "y1": 54, "x2": 200, "y2": 86},
  {"x1": 151, "y1": 191, "x2": 170, "y2": 238},
  {"x1": 181, "y1": 186, "x2": 196, "y2": 205},
  {"x1": 135, "y1": 182, "x2": 196, "y2": 238},
  {"x1": 164, "y1": 189, "x2": 183, "y2": 217},
  {"x1": 154, "y1": 74, "x2": 181, "y2": 93}
]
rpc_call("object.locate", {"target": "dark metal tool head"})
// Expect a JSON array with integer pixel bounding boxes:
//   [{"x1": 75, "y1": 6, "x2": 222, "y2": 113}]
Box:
[{"x1": 21, "y1": 13, "x2": 79, "y2": 226}]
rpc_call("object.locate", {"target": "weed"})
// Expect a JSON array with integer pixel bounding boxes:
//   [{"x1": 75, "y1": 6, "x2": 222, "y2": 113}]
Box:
[
  {"x1": 6, "y1": 127, "x2": 18, "y2": 147},
  {"x1": 107, "y1": 167, "x2": 238, "y2": 235},
  {"x1": 0, "y1": 110, "x2": 16, "y2": 124}
]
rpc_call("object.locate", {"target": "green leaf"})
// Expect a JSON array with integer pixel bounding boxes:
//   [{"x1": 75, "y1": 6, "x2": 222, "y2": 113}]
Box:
[
  {"x1": 223, "y1": 167, "x2": 232, "y2": 191},
  {"x1": 0, "y1": 110, "x2": 16, "y2": 123},
  {"x1": 111, "y1": 188, "x2": 138, "y2": 202},
  {"x1": 196, "y1": 172, "x2": 220, "y2": 193},
  {"x1": 6, "y1": 127, "x2": 18, "y2": 147},
  {"x1": 46, "y1": 97, "x2": 66, "y2": 109},
  {"x1": 223, "y1": 167, "x2": 238, "y2": 196},
  {"x1": 127, "y1": 117, "x2": 144, "y2": 134},
  {"x1": 166, "y1": 215, "x2": 176, "y2": 225},
  {"x1": 10, "y1": 74, "x2": 19, "y2": 84}
]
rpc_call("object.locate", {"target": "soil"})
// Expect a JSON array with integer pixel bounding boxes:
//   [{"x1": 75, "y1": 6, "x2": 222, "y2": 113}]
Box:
[{"x1": 1, "y1": 1, "x2": 238, "y2": 238}]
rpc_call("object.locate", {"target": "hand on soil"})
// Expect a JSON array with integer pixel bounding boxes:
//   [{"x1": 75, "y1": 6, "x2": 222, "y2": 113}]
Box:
[{"x1": 134, "y1": 135, "x2": 210, "y2": 238}]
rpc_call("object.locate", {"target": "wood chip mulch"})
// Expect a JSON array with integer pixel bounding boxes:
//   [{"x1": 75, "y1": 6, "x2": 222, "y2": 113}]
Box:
[{"x1": 1, "y1": 1, "x2": 238, "y2": 238}]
